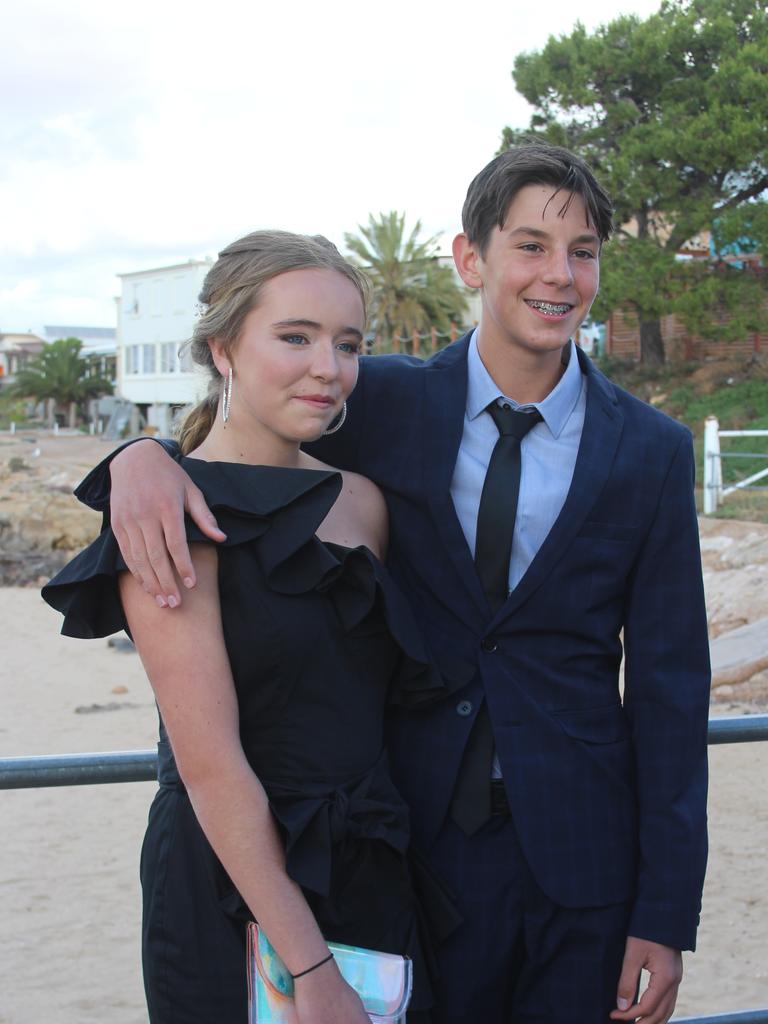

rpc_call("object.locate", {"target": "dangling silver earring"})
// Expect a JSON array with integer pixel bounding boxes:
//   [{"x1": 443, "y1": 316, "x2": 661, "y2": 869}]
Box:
[
  {"x1": 222, "y1": 367, "x2": 233, "y2": 424},
  {"x1": 323, "y1": 402, "x2": 347, "y2": 435}
]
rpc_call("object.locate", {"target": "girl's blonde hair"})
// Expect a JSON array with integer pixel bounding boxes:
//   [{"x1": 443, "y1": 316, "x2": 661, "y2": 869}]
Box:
[{"x1": 177, "y1": 230, "x2": 368, "y2": 454}]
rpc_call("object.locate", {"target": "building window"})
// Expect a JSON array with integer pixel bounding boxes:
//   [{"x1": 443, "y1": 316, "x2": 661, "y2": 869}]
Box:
[
  {"x1": 160, "y1": 342, "x2": 178, "y2": 373},
  {"x1": 142, "y1": 344, "x2": 156, "y2": 374},
  {"x1": 125, "y1": 346, "x2": 141, "y2": 374}
]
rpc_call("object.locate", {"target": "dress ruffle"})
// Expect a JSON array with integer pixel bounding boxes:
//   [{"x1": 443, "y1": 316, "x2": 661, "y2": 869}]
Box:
[{"x1": 42, "y1": 459, "x2": 445, "y2": 705}]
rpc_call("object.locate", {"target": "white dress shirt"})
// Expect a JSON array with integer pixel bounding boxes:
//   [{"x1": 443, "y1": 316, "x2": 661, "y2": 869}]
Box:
[{"x1": 450, "y1": 330, "x2": 587, "y2": 593}]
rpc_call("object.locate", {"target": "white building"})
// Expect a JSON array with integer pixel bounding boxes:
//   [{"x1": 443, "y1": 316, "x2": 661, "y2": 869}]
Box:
[{"x1": 117, "y1": 259, "x2": 212, "y2": 435}]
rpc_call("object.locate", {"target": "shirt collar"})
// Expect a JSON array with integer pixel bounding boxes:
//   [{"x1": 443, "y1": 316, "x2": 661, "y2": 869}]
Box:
[{"x1": 466, "y1": 329, "x2": 583, "y2": 439}]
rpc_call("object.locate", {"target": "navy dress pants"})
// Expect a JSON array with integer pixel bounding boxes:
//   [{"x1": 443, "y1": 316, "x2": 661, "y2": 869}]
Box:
[{"x1": 426, "y1": 814, "x2": 633, "y2": 1024}]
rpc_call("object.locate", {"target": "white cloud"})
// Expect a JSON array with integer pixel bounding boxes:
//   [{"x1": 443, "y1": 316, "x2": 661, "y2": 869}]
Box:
[
  {"x1": 1, "y1": 0, "x2": 663, "y2": 331},
  {"x1": 0, "y1": 279, "x2": 41, "y2": 304}
]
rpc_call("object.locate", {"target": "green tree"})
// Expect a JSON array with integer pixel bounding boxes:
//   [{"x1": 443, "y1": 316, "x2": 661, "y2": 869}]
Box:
[
  {"x1": 344, "y1": 211, "x2": 469, "y2": 350},
  {"x1": 12, "y1": 337, "x2": 113, "y2": 427},
  {"x1": 501, "y1": 0, "x2": 768, "y2": 363}
]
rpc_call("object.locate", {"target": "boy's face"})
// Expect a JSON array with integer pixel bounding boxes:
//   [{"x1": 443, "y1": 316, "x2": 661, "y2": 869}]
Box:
[{"x1": 455, "y1": 184, "x2": 600, "y2": 360}]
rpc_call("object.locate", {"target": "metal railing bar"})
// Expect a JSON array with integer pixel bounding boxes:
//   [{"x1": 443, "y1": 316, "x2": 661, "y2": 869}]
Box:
[
  {"x1": 0, "y1": 749, "x2": 156, "y2": 789},
  {"x1": 707, "y1": 714, "x2": 768, "y2": 744},
  {"x1": 722, "y1": 466, "x2": 768, "y2": 496},
  {"x1": 673, "y1": 1011, "x2": 768, "y2": 1023},
  {"x1": 1, "y1": 716, "x2": 767, "y2": 790},
  {"x1": 705, "y1": 484, "x2": 768, "y2": 492}
]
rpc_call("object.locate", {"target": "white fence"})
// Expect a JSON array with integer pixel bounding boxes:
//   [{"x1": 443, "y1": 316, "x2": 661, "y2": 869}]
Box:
[{"x1": 703, "y1": 417, "x2": 768, "y2": 514}]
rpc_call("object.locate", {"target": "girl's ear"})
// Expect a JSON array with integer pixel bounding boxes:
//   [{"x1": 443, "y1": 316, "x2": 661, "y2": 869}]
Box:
[{"x1": 208, "y1": 336, "x2": 231, "y2": 378}]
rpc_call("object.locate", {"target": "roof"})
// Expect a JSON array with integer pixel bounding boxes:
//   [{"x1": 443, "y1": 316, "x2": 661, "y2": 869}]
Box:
[
  {"x1": 118, "y1": 259, "x2": 213, "y2": 279},
  {"x1": 44, "y1": 325, "x2": 116, "y2": 340}
]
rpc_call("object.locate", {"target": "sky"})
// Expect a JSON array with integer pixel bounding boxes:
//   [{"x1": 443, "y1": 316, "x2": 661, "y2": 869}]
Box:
[{"x1": 1, "y1": 0, "x2": 664, "y2": 334}]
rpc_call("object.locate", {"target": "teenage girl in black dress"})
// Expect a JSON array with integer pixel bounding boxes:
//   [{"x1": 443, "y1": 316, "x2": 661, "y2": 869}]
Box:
[{"x1": 43, "y1": 231, "x2": 452, "y2": 1023}]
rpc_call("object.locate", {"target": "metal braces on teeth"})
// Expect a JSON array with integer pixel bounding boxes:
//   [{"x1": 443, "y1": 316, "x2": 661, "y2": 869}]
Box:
[{"x1": 528, "y1": 301, "x2": 571, "y2": 313}]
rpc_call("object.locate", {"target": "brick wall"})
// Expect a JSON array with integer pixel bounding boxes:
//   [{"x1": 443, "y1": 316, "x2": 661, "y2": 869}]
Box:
[{"x1": 605, "y1": 308, "x2": 765, "y2": 361}]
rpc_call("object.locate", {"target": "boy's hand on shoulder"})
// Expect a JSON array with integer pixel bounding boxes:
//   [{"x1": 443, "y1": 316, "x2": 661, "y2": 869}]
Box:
[
  {"x1": 110, "y1": 440, "x2": 225, "y2": 606},
  {"x1": 610, "y1": 936, "x2": 682, "y2": 1024}
]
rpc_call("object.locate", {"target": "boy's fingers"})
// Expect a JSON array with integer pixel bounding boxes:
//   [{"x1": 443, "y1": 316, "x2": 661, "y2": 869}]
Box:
[
  {"x1": 613, "y1": 943, "x2": 641, "y2": 1015},
  {"x1": 115, "y1": 521, "x2": 164, "y2": 601},
  {"x1": 164, "y1": 513, "x2": 198, "y2": 592},
  {"x1": 184, "y1": 485, "x2": 226, "y2": 543},
  {"x1": 144, "y1": 520, "x2": 182, "y2": 607}
]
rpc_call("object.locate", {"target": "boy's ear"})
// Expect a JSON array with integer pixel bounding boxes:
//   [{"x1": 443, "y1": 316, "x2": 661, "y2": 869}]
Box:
[{"x1": 452, "y1": 233, "x2": 483, "y2": 289}]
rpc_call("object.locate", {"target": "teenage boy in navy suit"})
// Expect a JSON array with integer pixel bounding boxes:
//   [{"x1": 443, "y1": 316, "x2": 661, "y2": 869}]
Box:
[{"x1": 80, "y1": 143, "x2": 710, "y2": 1023}]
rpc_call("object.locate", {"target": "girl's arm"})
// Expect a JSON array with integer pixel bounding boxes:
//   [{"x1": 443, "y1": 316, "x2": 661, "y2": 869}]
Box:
[{"x1": 119, "y1": 545, "x2": 368, "y2": 1024}]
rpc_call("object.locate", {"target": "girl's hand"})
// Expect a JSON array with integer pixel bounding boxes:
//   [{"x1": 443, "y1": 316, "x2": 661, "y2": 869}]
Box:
[{"x1": 293, "y1": 960, "x2": 370, "y2": 1024}]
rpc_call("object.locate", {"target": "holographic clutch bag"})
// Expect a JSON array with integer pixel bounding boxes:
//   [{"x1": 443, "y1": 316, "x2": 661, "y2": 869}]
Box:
[{"x1": 246, "y1": 922, "x2": 413, "y2": 1024}]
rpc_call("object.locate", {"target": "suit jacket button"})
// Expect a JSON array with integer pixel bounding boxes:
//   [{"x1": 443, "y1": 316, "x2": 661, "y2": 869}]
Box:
[
  {"x1": 481, "y1": 638, "x2": 498, "y2": 653},
  {"x1": 456, "y1": 700, "x2": 473, "y2": 717}
]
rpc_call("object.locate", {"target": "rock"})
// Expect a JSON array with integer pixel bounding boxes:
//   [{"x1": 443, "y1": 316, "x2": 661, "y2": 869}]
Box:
[
  {"x1": 710, "y1": 618, "x2": 768, "y2": 688},
  {"x1": 107, "y1": 637, "x2": 135, "y2": 653},
  {"x1": 720, "y1": 540, "x2": 768, "y2": 570},
  {"x1": 74, "y1": 701, "x2": 140, "y2": 714},
  {"x1": 44, "y1": 472, "x2": 75, "y2": 493},
  {"x1": 0, "y1": 551, "x2": 73, "y2": 586},
  {"x1": 700, "y1": 535, "x2": 734, "y2": 554}
]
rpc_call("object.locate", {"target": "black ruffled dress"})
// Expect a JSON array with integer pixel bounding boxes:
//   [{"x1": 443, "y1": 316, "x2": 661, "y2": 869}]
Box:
[{"x1": 42, "y1": 460, "x2": 455, "y2": 1023}]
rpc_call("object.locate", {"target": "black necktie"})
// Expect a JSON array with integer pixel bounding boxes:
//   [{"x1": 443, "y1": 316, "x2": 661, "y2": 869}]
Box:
[
  {"x1": 450, "y1": 402, "x2": 542, "y2": 835},
  {"x1": 475, "y1": 402, "x2": 543, "y2": 612}
]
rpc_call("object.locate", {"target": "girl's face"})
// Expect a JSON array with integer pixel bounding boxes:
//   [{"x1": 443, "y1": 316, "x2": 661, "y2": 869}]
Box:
[{"x1": 210, "y1": 267, "x2": 364, "y2": 449}]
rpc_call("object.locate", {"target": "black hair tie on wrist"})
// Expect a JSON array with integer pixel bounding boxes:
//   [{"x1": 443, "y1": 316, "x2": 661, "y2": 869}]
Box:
[{"x1": 290, "y1": 951, "x2": 334, "y2": 980}]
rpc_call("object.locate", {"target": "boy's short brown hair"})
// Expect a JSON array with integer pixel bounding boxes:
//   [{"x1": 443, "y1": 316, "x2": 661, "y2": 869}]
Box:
[{"x1": 462, "y1": 142, "x2": 614, "y2": 255}]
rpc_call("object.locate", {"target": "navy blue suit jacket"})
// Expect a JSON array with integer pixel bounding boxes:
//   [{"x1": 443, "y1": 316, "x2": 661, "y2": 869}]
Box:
[{"x1": 308, "y1": 335, "x2": 710, "y2": 952}]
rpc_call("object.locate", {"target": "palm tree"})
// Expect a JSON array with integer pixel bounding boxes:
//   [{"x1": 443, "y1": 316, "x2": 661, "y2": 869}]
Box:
[
  {"x1": 344, "y1": 212, "x2": 469, "y2": 351},
  {"x1": 12, "y1": 337, "x2": 113, "y2": 428}
]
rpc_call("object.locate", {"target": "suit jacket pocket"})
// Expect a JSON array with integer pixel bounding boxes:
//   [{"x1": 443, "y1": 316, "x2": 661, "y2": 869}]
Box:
[
  {"x1": 576, "y1": 521, "x2": 639, "y2": 543},
  {"x1": 552, "y1": 703, "x2": 629, "y2": 744}
]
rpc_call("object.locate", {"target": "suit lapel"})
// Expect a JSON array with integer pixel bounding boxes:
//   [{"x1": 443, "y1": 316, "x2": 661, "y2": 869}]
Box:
[
  {"x1": 422, "y1": 336, "x2": 490, "y2": 621},
  {"x1": 500, "y1": 349, "x2": 625, "y2": 619}
]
